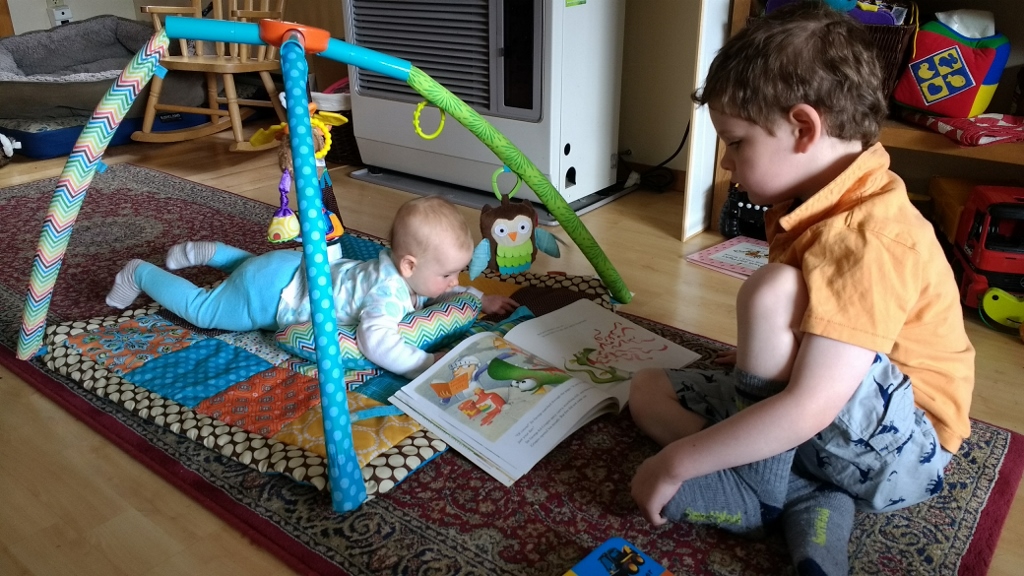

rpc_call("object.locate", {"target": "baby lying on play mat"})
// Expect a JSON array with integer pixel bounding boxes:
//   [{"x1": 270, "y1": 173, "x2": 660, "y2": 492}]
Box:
[{"x1": 106, "y1": 195, "x2": 518, "y2": 378}]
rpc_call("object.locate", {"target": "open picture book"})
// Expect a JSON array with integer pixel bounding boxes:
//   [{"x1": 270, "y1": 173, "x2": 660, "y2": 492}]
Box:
[{"x1": 389, "y1": 299, "x2": 701, "y2": 486}]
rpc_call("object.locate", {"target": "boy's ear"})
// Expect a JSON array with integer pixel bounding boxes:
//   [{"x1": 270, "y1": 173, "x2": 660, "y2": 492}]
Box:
[
  {"x1": 397, "y1": 254, "x2": 417, "y2": 278},
  {"x1": 788, "y1": 104, "x2": 822, "y2": 153}
]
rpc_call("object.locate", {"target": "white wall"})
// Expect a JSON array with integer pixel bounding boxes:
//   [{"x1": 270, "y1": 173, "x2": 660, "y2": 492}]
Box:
[
  {"x1": 10, "y1": 0, "x2": 136, "y2": 34},
  {"x1": 619, "y1": 0, "x2": 700, "y2": 172}
]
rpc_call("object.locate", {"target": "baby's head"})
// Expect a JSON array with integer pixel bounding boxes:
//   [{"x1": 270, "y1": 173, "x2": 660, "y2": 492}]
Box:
[
  {"x1": 390, "y1": 196, "x2": 475, "y2": 298},
  {"x1": 693, "y1": 2, "x2": 886, "y2": 149}
]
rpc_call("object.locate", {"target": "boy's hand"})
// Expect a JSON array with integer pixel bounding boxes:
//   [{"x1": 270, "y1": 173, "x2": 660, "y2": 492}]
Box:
[
  {"x1": 713, "y1": 349, "x2": 737, "y2": 366},
  {"x1": 631, "y1": 452, "x2": 685, "y2": 526},
  {"x1": 481, "y1": 294, "x2": 519, "y2": 316}
]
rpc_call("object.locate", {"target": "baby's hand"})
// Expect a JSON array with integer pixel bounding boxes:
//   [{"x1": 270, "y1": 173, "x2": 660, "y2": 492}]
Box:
[{"x1": 481, "y1": 294, "x2": 519, "y2": 316}]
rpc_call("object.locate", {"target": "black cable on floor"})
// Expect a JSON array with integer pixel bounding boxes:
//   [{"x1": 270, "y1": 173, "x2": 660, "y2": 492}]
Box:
[{"x1": 626, "y1": 120, "x2": 691, "y2": 193}]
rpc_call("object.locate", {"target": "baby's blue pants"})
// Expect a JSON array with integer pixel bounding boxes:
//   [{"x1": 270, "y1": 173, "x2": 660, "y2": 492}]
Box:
[{"x1": 134, "y1": 243, "x2": 301, "y2": 332}]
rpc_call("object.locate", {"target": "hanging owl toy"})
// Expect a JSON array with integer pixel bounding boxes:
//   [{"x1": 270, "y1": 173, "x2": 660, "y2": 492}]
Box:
[{"x1": 469, "y1": 166, "x2": 562, "y2": 279}]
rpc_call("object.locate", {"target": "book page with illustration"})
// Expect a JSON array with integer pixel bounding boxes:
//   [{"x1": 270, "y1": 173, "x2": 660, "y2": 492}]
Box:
[
  {"x1": 502, "y1": 299, "x2": 701, "y2": 407},
  {"x1": 389, "y1": 299, "x2": 700, "y2": 485}
]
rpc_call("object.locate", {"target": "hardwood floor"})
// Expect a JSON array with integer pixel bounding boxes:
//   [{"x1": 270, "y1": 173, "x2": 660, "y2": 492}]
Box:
[{"x1": 1, "y1": 128, "x2": 1021, "y2": 575}]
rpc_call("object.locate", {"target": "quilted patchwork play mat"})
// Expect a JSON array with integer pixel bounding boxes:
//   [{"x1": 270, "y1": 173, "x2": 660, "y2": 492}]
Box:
[{"x1": 38, "y1": 232, "x2": 613, "y2": 497}]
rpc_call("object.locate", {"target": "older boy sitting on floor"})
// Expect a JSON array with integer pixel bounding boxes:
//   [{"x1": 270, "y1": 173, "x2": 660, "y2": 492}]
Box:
[{"x1": 628, "y1": 3, "x2": 975, "y2": 575}]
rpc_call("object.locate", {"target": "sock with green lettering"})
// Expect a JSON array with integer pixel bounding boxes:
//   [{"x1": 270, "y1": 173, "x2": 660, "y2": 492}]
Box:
[
  {"x1": 782, "y1": 473, "x2": 855, "y2": 576},
  {"x1": 661, "y1": 448, "x2": 796, "y2": 535}
]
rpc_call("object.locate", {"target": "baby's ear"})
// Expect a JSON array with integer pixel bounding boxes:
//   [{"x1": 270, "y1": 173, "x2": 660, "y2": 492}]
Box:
[
  {"x1": 788, "y1": 104, "x2": 822, "y2": 153},
  {"x1": 397, "y1": 253, "x2": 417, "y2": 278}
]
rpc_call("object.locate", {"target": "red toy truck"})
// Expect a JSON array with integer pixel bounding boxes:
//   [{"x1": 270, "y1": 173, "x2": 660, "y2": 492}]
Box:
[{"x1": 951, "y1": 185, "x2": 1024, "y2": 308}]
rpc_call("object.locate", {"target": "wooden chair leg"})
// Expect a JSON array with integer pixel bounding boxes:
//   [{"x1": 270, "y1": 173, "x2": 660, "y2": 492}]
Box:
[
  {"x1": 140, "y1": 74, "x2": 165, "y2": 134},
  {"x1": 205, "y1": 71, "x2": 220, "y2": 125},
  {"x1": 221, "y1": 73, "x2": 245, "y2": 145},
  {"x1": 259, "y1": 71, "x2": 286, "y2": 122}
]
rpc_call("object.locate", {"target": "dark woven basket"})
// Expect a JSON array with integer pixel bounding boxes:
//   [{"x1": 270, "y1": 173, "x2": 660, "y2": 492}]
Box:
[
  {"x1": 325, "y1": 110, "x2": 363, "y2": 167},
  {"x1": 747, "y1": 4, "x2": 918, "y2": 100},
  {"x1": 1009, "y1": 66, "x2": 1023, "y2": 115},
  {"x1": 866, "y1": 19, "x2": 917, "y2": 99}
]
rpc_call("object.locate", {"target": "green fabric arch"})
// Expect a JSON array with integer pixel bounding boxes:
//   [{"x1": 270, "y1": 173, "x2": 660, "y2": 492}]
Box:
[{"x1": 406, "y1": 66, "x2": 631, "y2": 304}]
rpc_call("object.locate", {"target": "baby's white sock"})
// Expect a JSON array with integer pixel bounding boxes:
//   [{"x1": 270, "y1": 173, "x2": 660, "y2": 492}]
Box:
[
  {"x1": 106, "y1": 259, "x2": 144, "y2": 309},
  {"x1": 166, "y1": 241, "x2": 216, "y2": 270}
]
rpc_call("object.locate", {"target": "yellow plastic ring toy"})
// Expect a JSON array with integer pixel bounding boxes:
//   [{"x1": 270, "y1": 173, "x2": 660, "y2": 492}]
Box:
[
  {"x1": 311, "y1": 118, "x2": 332, "y2": 158},
  {"x1": 413, "y1": 101, "x2": 445, "y2": 140}
]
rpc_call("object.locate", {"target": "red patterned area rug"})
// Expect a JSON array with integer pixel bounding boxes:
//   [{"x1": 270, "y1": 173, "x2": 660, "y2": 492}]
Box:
[{"x1": 2, "y1": 165, "x2": 1023, "y2": 576}]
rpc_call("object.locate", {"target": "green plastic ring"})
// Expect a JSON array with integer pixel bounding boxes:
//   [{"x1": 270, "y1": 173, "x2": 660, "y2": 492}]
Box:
[{"x1": 490, "y1": 166, "x2": 522, "y2": 200}]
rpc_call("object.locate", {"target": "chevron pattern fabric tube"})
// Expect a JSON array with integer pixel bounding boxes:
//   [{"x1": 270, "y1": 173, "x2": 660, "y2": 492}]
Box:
[
  {"x1": 17, "y1": 31, "x2": 170, "y2": 360},
  {"x1": 275, "y1": 293, "x2": 482, "y2": 366}
]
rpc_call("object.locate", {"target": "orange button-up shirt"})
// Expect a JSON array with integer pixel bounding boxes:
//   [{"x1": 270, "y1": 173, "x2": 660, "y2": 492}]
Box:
[{"x1": 764, "y1": 143, "x2": 974, "y2": 453}]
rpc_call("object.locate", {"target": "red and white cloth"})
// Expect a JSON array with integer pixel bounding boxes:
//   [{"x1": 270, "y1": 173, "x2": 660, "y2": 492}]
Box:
[{"x1": 900, "y1": 111, "x2": 1024, "y2": 146}]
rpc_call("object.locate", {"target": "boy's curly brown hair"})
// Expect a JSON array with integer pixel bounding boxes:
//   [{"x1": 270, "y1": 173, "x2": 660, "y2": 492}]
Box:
[{"x1": 693, "y1": 1, "x2": 887, "y2": 148}]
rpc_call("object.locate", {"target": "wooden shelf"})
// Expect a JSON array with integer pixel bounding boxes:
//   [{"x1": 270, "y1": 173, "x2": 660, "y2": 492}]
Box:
[{"x1": 880, "y1": 120, "x2": 1024, "y2": 166}]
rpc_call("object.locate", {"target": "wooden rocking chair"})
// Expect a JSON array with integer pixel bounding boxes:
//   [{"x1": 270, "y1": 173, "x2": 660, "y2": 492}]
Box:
[{"x1": 132, "y1": 0, "x2": 287, "y2": 151}]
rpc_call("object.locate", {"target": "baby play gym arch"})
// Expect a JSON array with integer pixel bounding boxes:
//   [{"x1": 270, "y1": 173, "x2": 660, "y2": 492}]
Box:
[{"x1": 17, "y1": 17, "x2": 630, "y2": 512}]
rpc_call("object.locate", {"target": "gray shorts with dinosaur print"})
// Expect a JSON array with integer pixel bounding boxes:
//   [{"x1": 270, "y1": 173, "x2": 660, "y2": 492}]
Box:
[{"x1": 665, "y1": 353, "x2": 954, "y2": 512}]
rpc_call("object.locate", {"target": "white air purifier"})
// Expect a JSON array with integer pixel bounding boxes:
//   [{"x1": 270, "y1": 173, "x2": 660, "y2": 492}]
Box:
[{"x1": 344, "y1": 0, "x2": 626, "y2": 205}]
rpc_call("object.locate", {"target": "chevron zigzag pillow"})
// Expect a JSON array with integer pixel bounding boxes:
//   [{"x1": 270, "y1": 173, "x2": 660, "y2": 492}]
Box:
[{"x1": 274, "y1": 293, "x2": 481, "y2": 368}]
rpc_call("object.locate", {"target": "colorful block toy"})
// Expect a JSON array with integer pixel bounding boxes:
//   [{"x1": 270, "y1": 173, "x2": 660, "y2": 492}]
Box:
[
  {"x1": 564, "y1": 537, "x2": 673, "y2": 576},
  {"x1": 894, "y1": 20, "x2": 1010, "y2": 118}
]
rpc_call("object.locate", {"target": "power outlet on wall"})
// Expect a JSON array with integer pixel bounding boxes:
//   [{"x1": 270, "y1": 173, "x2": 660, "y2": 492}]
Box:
[
  {"x1": 48, "y1": 5, "x2": 72, "y2": 26},
  {"x1": 47, "y1": 0, "x2": 63, "y2": 7}
]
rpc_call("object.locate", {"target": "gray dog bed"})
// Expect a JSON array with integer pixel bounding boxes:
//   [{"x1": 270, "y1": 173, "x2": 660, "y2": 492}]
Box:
[{"x1": 0, "y1": 15, "x2": 203, "y2": 119}]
